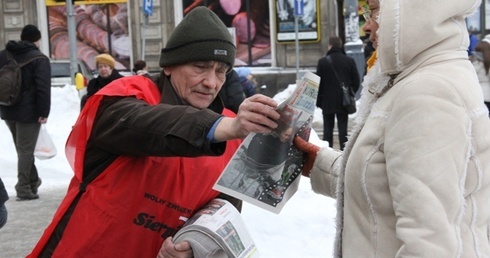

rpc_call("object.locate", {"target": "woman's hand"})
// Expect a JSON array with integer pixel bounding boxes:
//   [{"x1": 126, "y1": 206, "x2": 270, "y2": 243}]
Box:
[{"x1": 293, "y1": 136, "x2": 321, "y2": 177}]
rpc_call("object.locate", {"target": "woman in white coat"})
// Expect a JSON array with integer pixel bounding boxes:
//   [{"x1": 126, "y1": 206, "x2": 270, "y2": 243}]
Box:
[{"x1": 295, "y1": 0, "x2": 490, "y2": 257}]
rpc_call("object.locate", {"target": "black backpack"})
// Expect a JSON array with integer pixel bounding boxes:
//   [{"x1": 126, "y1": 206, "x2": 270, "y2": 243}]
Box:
[{"x1": 0, "y1": 51, "x2": 46, "y2": 106}]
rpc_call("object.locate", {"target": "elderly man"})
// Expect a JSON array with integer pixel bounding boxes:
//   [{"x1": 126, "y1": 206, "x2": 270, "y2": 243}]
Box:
[{"x1": 28, "y1": 7, "x2": 280, "y2": 258}]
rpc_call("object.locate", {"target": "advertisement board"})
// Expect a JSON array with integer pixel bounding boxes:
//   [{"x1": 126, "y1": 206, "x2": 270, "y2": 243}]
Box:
[
  {"x1": 275, "y1": 0, "x2": 320, "y2": 43},
  {"x1": 47, "y1": 3, "x2": 130, "y2": 70},
  {"x1": 45, "y1": 0, "x2": 127, "y2": 6}
]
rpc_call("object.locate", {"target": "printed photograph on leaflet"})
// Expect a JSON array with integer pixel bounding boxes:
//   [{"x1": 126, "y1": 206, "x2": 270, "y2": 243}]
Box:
[
  {"x1": 213, "y1": 72, "x2": 320, "y2": 214},
  {"x1": 173, "y1": 199, "x2": 259, "y2": 258}
]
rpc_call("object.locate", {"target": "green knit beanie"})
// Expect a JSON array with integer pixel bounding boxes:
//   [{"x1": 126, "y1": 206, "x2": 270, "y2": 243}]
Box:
[{"x1": 159, "y1": 7, "x2": 236, "y2": 68}]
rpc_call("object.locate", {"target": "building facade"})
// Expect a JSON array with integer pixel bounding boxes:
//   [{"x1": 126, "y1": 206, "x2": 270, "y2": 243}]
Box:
[{"x1": 0, "y1": 0, "x2": 367, "y2": 94}]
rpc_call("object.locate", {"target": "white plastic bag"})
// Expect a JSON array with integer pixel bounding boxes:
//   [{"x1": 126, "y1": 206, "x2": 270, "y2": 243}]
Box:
[{"x1": 34, "y1": 124, "x2": 57, "y2": 160}]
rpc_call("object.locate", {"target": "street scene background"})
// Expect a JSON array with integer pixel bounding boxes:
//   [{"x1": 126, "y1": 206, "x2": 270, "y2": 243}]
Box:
[{"x1": 0, "y1": 84, "x2": 339, "y2": 257}]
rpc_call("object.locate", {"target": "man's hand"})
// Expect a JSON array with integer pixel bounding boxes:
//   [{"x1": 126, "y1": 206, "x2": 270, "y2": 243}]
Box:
[
  {"x1": 215, "y1": 94, "x2": 280, "y2": 141},
  {"x1": 157, "y1": 237, "x2": 193, "y2": 258},
  {"x1": 293, "y1": 136, "x2": 321, "y2": 177}
]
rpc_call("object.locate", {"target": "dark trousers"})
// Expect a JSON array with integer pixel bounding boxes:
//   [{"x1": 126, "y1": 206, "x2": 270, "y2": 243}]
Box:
[
  {"x1": 5, "y1": 120, "x2": 41, "y2": 196},
  {"x1": 485, "y1": 102, "x2": 490, "y2": 116},
  {"x1": 322, "y1": 113, "x2": 348, "y2": 150}
]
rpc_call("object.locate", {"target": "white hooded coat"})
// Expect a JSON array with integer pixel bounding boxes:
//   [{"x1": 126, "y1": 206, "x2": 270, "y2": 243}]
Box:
[{"x1": 309, "y1": 0, "x2": 490, "y2": 257}]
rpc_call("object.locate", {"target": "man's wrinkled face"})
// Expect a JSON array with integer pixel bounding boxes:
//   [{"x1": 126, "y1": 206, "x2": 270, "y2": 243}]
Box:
[
  {"x1": 98, "y1": 63, "x2": 113, "y2": 78},
  {"x1": 164, "y1": 61, "x2": 230, "y2": 109},
  {"x1": 362, "y1": 0, "x2": 380, "y2": 49}
]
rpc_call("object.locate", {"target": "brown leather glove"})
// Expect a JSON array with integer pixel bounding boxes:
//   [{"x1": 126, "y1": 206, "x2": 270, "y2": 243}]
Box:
[{"x1": 293, "y1": 136, "x2": 321, "y2": 177}]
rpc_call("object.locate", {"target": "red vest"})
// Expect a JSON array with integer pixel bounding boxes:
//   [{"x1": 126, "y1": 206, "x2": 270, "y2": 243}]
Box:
[{"x1": 28, "y1": 76, "x2": 241, "y2": 257}]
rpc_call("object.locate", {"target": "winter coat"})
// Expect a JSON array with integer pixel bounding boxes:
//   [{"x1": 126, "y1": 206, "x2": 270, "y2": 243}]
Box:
[
  {"x1": 0, "y1": 40, "x2": 50, "y2": 122},
  {"x1": 239, "y1": 76, "x2": 256, "y2": 98},
  {"x1": 219, "y1": 69, "x2": 245, "y2": 114},
  {"x1": 81, "y1": 69, "x2": 124, "y2": 109},
  {"x1": 315, "y1": 47, "x2": 360, "y2": 114},
  {"x1": 29, "y1": 76, "x2": 242, "y2": 257},
  {"x1": 86, "y1": 68, "x2": 124, "y2": 98},
  {"x1": 308, "y1": 0, "x2": 490, "y2": 257},
  {"x1": 472, "y1": 59, "x2": 490, "y2": 103}
]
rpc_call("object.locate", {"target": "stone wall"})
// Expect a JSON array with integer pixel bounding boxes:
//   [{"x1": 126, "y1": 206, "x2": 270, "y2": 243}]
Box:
[
  {"x1": 0, "y1": 0, "x2": 343, "y2": 95},
  {"x1": 0, "y1": 0, "x2": 38, "y2": 45}
]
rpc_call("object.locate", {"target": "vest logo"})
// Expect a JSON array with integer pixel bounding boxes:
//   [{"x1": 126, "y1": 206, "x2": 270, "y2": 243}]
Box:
[
  {"x1": 214, "y1": 49, "x2": 228, "y2": 56},
  {"x1": 133, "y1": 212, "x2": 178, "y2": 239},
  {"x1": 143, "y1": 192, "x2": 193, "y2": 215}
]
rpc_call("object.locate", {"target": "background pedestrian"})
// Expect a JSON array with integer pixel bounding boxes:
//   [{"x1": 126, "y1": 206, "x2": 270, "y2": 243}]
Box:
[
  {"x1": 315, "y1": 36, "x2": 360, "y2": 150},
  {"x1": 0, "y1": 24, "x2": 50, "y2": 201}
]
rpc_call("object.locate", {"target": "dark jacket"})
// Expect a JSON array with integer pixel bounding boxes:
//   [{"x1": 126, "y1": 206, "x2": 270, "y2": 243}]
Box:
[
  {"x1": 316, "y1": 47, "x2": 360, "y2": 114},
  {"x1": 86, "y1": 69, "x2": 124, "y2": 98},
  {"x1": 81, "y1": 69, "x2": 124, "y2": 110},
  {"x1": 86, "y1": 75, "x2": 228, "y2": 166},
  {"x1": 219, "y1": 69, "x2": 245, "y2": 114},
  {"x1": 0, "y1": 178, "x2": 8, "y2": 206},
  {"x1": 239, "y1": 76, "x2": 256, "y2": 98},
  {"x1": 0, "y1": 40, "x2": 50, "y2": 122}
]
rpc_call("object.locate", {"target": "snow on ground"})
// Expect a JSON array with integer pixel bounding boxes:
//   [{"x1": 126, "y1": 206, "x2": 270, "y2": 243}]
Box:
[{"x1": 0, "y1": 84, "x2": 337, "y2": 257}]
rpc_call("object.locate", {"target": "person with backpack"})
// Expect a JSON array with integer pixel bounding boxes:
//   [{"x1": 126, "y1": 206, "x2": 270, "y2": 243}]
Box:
[
  {"x1": 28, "y1": 7, "x2": 280, "y2": 257},
  {"x1": 0, "y1": 24, "x2": 50, "y2": 201}
]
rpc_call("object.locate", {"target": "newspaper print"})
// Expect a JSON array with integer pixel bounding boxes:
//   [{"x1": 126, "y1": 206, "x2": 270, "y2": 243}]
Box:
[
  {"x1": 174, "y1": 199, "x2": 260, "y2": 258},
  {"x1": 214, "y1": 71, "x2": 320, "y2": 214}
]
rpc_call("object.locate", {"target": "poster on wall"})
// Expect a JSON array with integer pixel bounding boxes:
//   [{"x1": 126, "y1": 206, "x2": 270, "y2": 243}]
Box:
[
  {"x1": 275, "y1": 0, "x2": 320, "y2": 43},
  {"x1": 46, "y1": 0, "x2": 130, "y2": 71},
  {"x1": 45, "y1": 0, "x2": 127, "y2": 5},
  {"x1": 358, "y1": 0, "x2": 367, "y2": 38},
  {"x1": 183, "y1": 0, "x2": 271, "y2": 66}
]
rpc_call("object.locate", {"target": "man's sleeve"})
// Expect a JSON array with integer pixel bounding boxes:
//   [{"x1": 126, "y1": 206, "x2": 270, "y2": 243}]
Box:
[
  {"x1": 35, "y1": 57, "x2": 51, "y2": 118},
  {"x1": 91, "y1": 97, "x2": 225, "y2": 157}
]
